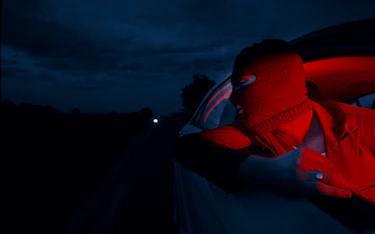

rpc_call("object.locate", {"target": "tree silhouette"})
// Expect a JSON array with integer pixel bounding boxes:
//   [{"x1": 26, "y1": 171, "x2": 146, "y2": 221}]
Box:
[
  {"x1": 43, "y1": 105, "x2": 56, "y2": 115},
  {"x1": 70, "y1": 108, "x2": 81, "y2": 115},
  {"x1": 1, "y1": 100, "x2": 15, "y2": 109},
  {"x1": 140, "y1": 107, "x2": 154, "y2": 118},
  {"x1": 180, "y1": 73, "x2": 216, "y2": 113}
]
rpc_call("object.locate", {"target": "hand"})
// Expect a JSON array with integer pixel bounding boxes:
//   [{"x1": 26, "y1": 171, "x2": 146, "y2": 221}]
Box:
[{"x1": 254, "y1": 147, "x2": 354, "y2": 198}]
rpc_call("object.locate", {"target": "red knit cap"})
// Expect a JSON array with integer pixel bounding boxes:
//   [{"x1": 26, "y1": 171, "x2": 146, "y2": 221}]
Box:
[{"x1": 230, "y1": 40, "x2": 312, "y2": 136}]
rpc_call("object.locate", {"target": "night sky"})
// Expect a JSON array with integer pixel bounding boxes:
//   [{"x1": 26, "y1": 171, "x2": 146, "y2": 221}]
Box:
[{"x1": 2, "y1": 0, "x2": 375, "y2": 115}]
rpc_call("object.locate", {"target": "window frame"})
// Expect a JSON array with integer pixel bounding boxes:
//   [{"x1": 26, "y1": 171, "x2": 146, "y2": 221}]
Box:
[{"x1": 191, "y1": 76, "x2": 232, "y2": 128}]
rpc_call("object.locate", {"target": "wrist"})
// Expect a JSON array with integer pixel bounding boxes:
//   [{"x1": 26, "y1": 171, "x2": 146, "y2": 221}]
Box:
[{"x1": 236, "y1": 155, "x2": 275, "y2": 186}]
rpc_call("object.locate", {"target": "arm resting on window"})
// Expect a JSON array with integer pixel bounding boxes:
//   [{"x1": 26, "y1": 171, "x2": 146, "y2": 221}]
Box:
[{"x1": 173, "y1": 126, "x2": 272, "y2": 193}]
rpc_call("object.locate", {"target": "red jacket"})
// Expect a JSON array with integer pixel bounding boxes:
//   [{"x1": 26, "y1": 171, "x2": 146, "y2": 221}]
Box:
[{"x1": 179, "y1": 101, "x2": 375, "y2": 204}]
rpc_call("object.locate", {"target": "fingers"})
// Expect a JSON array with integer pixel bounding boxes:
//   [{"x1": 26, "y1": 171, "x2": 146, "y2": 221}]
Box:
[
  {"x1": 297, "y1": 168, "x2": 354, "y2": 191},
  {"x1": 298, "y1": 170, "x2": 327, "y2": 182},
  {"x1": 298, "y1": 148, "x2": 334, "y2": 169},
  {"x1": 303, "y1": 181, "x2": 352, "y2": 198},
  {"x1": 296, "y1": 148, "x2": 355, "y2": 191},
  {"x1": 324, "y1": 170, "x2": 356, "y2": 191},
  {"x1": 299, "y1": 147, "x2": 333, "y2": 162}
]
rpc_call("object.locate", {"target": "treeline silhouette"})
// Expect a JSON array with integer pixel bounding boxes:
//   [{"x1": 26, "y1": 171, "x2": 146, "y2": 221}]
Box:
[{"x1": 2, "y1": 100, "x2": 155, "y2": 232}]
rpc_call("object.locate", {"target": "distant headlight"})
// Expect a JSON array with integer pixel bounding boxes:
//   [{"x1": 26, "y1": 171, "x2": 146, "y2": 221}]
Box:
[{"x1": 153, "y1": 118, "x2": 159, "y2": 124}]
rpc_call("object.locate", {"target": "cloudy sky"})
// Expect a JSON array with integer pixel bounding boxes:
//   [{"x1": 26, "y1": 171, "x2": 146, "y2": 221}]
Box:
[{"x1": 1, "y1": 0, "x2": 375, "y2": 114}]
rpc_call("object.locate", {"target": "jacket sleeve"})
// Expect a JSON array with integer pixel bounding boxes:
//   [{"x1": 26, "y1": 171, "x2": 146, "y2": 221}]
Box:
[
  {"x1": 334, "y1": 101, "x2": 375, "y2": 205},
  {"x1": 173, "y1": 125, "x2": 252, "y2": 192},
  {"x1": 356, "y1": 108, "x2": 375, "y2": 205}
]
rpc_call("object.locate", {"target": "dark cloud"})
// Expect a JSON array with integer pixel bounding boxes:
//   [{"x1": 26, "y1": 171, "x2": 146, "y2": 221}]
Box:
[
  {"x1": 71, "y1": 85, "x2": 106, "y2": 91},
  {"x1": 115, "y1": 52, "x2": 233, "y2": 75},
  {"x1": 1, "y1": 59, "x2": 20, "y2": 66},
  {"x1": 2, "y1": 0, "x2": 125, "y2": 74},
  {"x1": 1, "y1": 66, "x2": 31, "y2": 80},
  {"x1": 2, "y1": 0, "x2": 235, "y2": 77},
  {"x1": 2, "y1": 0, "x2": 375, "y2": 114},
  {"x1": 36, "y1": 71, "x2": 58, "y2": 83}
]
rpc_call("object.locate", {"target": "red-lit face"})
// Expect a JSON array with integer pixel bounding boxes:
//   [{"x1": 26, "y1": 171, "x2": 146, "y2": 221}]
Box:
[
  {"x1": 230, "y1": 73, "x2": 257, "y2": 116},
  {"x1": 228, "y1": 52, "x2": 310, "y2": 132}
]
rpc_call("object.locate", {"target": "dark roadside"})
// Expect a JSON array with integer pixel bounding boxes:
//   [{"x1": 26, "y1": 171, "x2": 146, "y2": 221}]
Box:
[
  {"x1": 112, "y1": 117, "x2": 184, "y2": 234},
  {"x1": 66, "y1": 116, "x2": 185, "y2": 234},
  {"x1": 3, "y1": 102, "x2": 171, "y2": 234}
]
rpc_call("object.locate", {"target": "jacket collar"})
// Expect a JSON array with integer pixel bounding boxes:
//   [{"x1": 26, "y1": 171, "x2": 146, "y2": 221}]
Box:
[
  {"x1": 312, "y1": 101, "x2": 356, "y2": 142},
  {"x1": 236, "y1": 100, "x2": 356, "y2": 150}
]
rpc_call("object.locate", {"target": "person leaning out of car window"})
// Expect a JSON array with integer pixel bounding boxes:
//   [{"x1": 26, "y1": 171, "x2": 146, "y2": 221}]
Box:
[{"x1": 173, "y1": 40, "x2": 375, "y2": 205}]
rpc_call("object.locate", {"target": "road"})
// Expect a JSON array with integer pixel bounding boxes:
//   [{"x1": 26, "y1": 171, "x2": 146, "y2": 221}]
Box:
[{"x1": 65, "y1": 116, "x2": 185, "y2": 234}]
